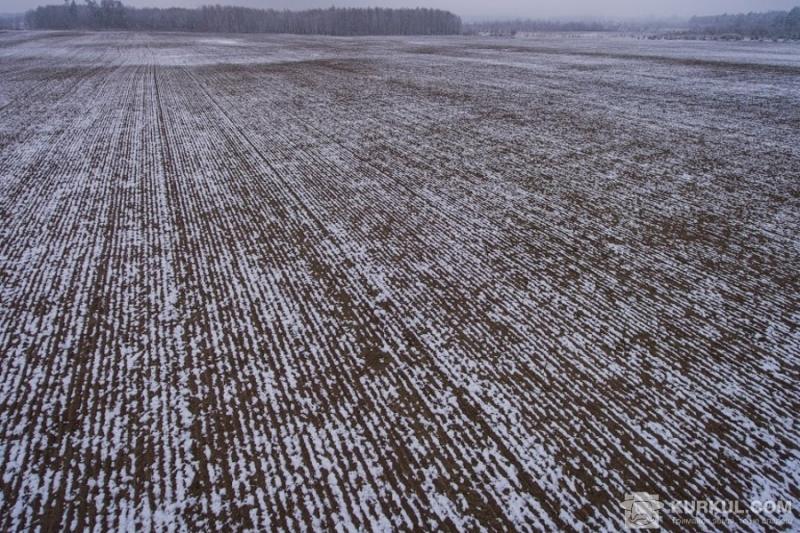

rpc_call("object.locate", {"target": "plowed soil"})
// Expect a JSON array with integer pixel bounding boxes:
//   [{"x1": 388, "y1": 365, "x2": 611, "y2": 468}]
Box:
[{"x1": 1, "y1": 31, "x2": 799, "y2": 530}]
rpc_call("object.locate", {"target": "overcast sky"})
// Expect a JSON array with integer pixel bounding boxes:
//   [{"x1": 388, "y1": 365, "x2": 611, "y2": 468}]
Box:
[{"x1": 5, "y1": 0, "x2": 799, "y2": 19}]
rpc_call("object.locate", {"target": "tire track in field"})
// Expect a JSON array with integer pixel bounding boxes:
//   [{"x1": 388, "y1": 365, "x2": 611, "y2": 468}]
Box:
[
  {"x1": 173, "y1": 65, "x2": 556, "y2": 528},
  {"x1": 181, "y1": 64, "x2": 648, "y2": 524},
  {"x1": 0, "y1": 65, "x2": 145, "y2": 531}
]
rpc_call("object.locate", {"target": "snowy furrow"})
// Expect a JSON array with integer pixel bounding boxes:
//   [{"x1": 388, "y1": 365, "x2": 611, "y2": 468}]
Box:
[{"x1": 0, "y1": 31, "x2": 798, "y2": 531}]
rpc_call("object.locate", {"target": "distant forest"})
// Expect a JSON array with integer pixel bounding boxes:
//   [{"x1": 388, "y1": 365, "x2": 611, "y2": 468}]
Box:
[
  {"x1": 465, "y1": 8, "x2": 800, "y2": 39},
  {"x1": 13, "y1": 3, "x2": 800, "y2": 39},
  {"x1": 0, "y1": 14, "x2": 26, "y2": 29},
  {"x1": 463, "y1": 18, "x2": 695, "y2": 36},
  {"x1": 24, "y1": 1, "x2": 462, "y2": 35},
  {"x1": 464, "y1": 19, "x2": 608, "y2": 35},
  {"x1": 687, "y1": 8, "x2": 800, "y2": 39}
]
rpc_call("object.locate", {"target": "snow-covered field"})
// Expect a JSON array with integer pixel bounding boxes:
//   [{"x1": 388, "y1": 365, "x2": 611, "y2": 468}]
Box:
[{"x1": 0, "y1": 31, "x2": 798, "y2": 530}]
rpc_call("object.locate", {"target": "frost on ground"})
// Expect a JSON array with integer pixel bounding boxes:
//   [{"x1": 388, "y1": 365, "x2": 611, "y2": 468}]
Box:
[{"x1": 0, "y1": 31, "x2": 799, "y2": 531}]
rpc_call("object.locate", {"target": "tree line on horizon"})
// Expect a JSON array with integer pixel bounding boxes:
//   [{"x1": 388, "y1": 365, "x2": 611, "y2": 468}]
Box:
[
  {"x1": 0, "y1": 14, "x2": 26, "y2": 29},
  {"x1": 687, "y1": 8, "x2": 800, "y2": 39},
  {"x1": 464, "y1": 19, "x2": 608, "y2": 35},
  {"x1": 464, "y1": 7, "x2": 800, "y2": 39},
  {"x1": 23, "y1": 1, "x2": 462, "y2": 35},
  {"x1": 12, "y1": 3, "x2": 800, "y2": 39}
]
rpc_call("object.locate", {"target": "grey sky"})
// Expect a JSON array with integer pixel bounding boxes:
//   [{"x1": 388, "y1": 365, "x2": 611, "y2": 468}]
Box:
[{"x1": 5, "y1": 0, "x2": 798, "y2": 19}]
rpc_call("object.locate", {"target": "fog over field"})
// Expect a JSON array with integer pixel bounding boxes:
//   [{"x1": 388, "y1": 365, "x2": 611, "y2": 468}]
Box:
[
  {"x1": 1, "y1": 0, "x2": 800, "y2": 528},
  {"x1": 3, "y1": 0, "x2": 800, "y2": 17}
]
